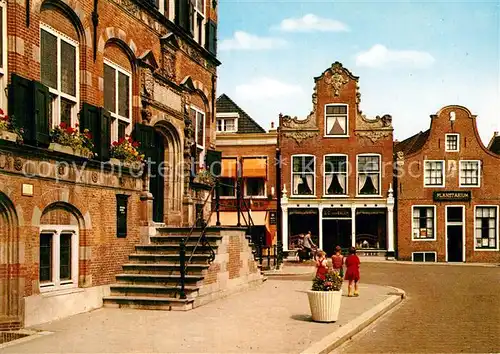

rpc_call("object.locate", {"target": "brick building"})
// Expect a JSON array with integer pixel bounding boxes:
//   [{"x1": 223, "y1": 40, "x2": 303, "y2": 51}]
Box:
[
  {"x1": 487, "y1": 132, "x2": 500, "y2": 154},
  {"x1": 394, "y1": 105, "x2": 500, "y2": 263},
  {"x1": 212, "y1": 94, "x2": 278, "y2": 247},
  {"x1": 279, "y1": 62, "x2": 395, "y2": 258},
  {"x1": 0, "y1": 0, "x2": 220, "y2": 328}
]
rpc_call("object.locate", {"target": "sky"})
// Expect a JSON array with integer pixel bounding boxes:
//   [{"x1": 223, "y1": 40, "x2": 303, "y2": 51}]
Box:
[{"x1": 216, "y1": 0, "x2": 500, "y2": 144}]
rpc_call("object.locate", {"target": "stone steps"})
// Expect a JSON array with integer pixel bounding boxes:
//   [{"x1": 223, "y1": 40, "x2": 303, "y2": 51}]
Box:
[
  {"x1": 134, "y1": 244, "x2": 217, "y2": 255},
  {"x1": 110, "y1": 284, "x2": 199, "y2": 298},
  {"x1": 103, "y1": 296, "x2": 194, "y2": 311},
  {"x1": 128, "y1": 253, "x2": 211, "y2": 264},
  {"x1": 121, "y1": 263, "x2": 209, "y2": 274},
  {"x1": 150, "y1": 235, "x2": 222, "y2": 245}
]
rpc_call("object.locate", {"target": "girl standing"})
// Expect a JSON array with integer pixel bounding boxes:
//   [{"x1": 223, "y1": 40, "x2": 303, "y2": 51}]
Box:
[
  {"x1": 315, "y1": 250, "x2": 328, "y2": 280},
  {"x1": 344, "y1": 247, "x2": 361, "y2": 297},
  {"x1": 331, "y1": 246, "x2": 344, "y2": 277}
]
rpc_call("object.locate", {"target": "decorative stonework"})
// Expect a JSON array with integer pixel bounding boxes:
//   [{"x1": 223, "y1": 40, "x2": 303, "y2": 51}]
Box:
[
  {"x1": 14, "y1": 158, "x2": 23, "y2": 171},
  {"x1": 283, "y1": 131, "x2": 319, "y2": 145},
  {"x1": 355, "y1": 130, "x2": 392, "y2": 143},
  {"x1": 325, "y1": 62, "x2": 349, "y2": 96},
  {"x1": 396, "y1": 151, "x2": 404, "y2": 167}
]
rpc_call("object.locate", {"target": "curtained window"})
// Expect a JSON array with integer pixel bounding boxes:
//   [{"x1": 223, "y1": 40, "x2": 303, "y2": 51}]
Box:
[
  {"x1": 292, "y1": 155, "x2": 315, "y2": 196},
  {"x1": 357, "y1": 155, "x2": 380, "y2": 195},
  {"x1": 475, "y1": 207, "x2": 497, "y2": 249},
  {"x1": 325, "y1": 104, "x2": 348, "y2": 136},
  {"x1": 324, "y1": 155, "x2": 347, "y2": 195},
  {"x1": 412, "y1": 206, "x2": 435, "y2": 240}
]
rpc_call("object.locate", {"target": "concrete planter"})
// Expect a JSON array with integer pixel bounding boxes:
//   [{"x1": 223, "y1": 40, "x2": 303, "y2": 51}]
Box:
[
  {"x1": 0, "y1": 131, "x2": 19, "y2": 142},
  {"x1": 110, "y1": 158, "x2": 142, "y2": 171},
  {"x1": 307, "y1": 290, "x2": 342, "y2": 322},
  {"x1": 48, "y1": 143, "x2": 92, "y2": 158}
]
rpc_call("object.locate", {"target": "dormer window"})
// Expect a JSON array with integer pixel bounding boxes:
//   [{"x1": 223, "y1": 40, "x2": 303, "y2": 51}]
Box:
[
  {"x1": 216, "y1": 113, "x2": 238, "y2": 133},
  {"x1": 325, "y1": 104, "x2": 348, "y2": 137},
  {"x1": 445, "y1": 134, "x2": 459, "y2": 152}
]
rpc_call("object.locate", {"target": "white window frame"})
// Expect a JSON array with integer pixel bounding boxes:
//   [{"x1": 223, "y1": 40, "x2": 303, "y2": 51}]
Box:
[
  {"x1": 356, "y1": 153, "x2": 381, "y2": 197},
  {"x1": 445, "y1": 133, "x2": 460, "y2": 152},
  {"x1": 216, "y1": 117, "x2": 238, "y2": 133},
  {"x1": 0, "y1": 1, "x2": 7, "y2": 111},
  {"x1": 168, "y1": 0, "x2": 175, "y2": 21},
  {"x1": 291, "y1": 154, "x2": 316, "y2": 197},
  {"x1": 423, "y1": 160, "x2": 445, "y2": 188},
  {"x1": 411, "y1": 252, "x2": 437, "y2": 262},
  {"x1": 459, "y1": 160, "x2": 481, "y2": 188},
  {"x1": 40, "y1": 23, "x2": 80, "y2": 128},
  {"x1": 191, "y1": 105, "x2": 206, "y2": 167},
  {"x1": 324, "y1": 103, "x2": 349, "y2": 138},
  {"x1": 103, "y1": 59, "x2": 132, "y2": 143},
  {"x1": 192, "y1": 0, "x2": 205, "y2": 46},
  {"x1": 156, "y1": 0, "x2": 165, "y2": 15},
  {"x1": 473, "y1": 205, "x2": 499, "y2": 251},
  {"x1": 39, "y1": 225, "x2": 79, "y2": 293},
  {"x1": 411, "y1": 205, "x2": 437, "y2": 241},
  {"x1": 323, "y1": 154, "x2": 348, "y2": 197}
]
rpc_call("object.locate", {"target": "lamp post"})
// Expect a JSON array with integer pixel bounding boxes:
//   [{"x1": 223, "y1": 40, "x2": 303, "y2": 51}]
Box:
[{"x1": 275, "y1": 127, "x2": 283, "y2": 269}]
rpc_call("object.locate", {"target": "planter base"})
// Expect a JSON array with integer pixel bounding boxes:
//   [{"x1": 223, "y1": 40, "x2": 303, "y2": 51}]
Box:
[
  {"x1": 0, "y1": 131, "x2": 19, "y2": 143},
  {"x1": 307, "y1": 290, "x2": 342, "y2": 322}
]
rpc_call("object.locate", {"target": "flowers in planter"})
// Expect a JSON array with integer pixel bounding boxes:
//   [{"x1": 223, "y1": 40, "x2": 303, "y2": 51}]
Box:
[
  {"x1": 193, "y1": 167, "x2": 215, "y2": 186},
  {"x1": 0, "y1": 109, "x2": 24, "y2": 143},
  {"x1": 312, "y1": 270, "x2": 343, "y2": 291},
  {"x1": 50, "y1": 122, "x2": 94, "y2": 157},
  {"x1": 110, "y1": 136, "x2": 145, "y2": 164}
]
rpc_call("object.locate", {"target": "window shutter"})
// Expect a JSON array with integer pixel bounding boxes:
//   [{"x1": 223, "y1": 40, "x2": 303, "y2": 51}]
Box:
[
  {"x1": 99, "y1": 108, "x2": 112, "y2": 161},
  {"x1": 132, "y1": 123, "x2": 155, "y2": 158},
  {"x1": 80, "y1": 103, "x2": 99, "y2": 158},
  {"x1": 31, "y1": 81, "x2": 51, "y2": 147},
  {"x1": 205, "y1": 20, "x2": 217, "y2": 56},
  {"x1": 8, "y1": 74, "x2": 34, "y2": 141},
  {"x1": 205, "y1": 149, "x2": 221, "y2": 176}
]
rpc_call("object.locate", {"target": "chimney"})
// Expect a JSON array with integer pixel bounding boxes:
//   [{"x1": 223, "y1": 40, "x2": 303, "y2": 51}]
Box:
[
  {"x1": 271, "y1": 122, "x2": 274, "y2": 129},
  {"x1": 495, "y1": 131, "x2": 499, "y2": 137}
]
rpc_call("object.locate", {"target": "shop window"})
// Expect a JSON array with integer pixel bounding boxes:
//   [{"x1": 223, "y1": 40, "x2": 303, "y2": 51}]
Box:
[
  {"x1": 475, "y1": 206, "x2": 498, "y2": 250},
  {"x1": 39, "y1": 226, "x2": 78, "y2": 292},
  {"x1": 292, "y1": 155, "x2": 315, "y2": 196},
  {"x1": 445, "y1": 134, "x2": 459, "y2": 152},
  {"x1": 412, "y1": 206, "x2": 436, "y2": 240},
  {"x1": 245, "y1": 177, "x2": 265, "y2": 197},
  {"x1": 412, "y1": 252, "x2": 436, "y2": 262},
  {"x1": 40, "y1": 24, "x2": 79, "y2": 128},
  {"x1": 219, "y1": 177, "x2": 236, "y2": 197},
  {"x1": 325, "y1": 104, "x2": 348, "y2": 136},
  {"x1": 0, "y1": 2, "x2": 6, "y2": 110},
  {"x1": 424, "y1": 160, "x2": 445, "y2": 187},
  {"x1": 357, "y1": 155, "x2": 380, "y2": 195},
  {"x1": 104, "y1": 59, "x2": 131, "y2": 143},
  {"x1": 459, "y1": 160, "x2": 480, "y2": 187},
  {"x1": 324, "y1": 155, "x2": 347, "y2": 195}
]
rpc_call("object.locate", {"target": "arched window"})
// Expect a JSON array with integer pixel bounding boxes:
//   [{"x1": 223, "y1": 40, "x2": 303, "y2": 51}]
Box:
[{"x1": 103, "y1": 43, "x2": 132, "y2": 142}]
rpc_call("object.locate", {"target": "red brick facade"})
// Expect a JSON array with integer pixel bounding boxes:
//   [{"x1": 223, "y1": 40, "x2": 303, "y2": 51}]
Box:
[
  {"x1": 395, "y1": 105, "x2": 500, "y2": 263},
  {"x1": 0, "y1": 0, "x2": 219, "y2": 327}
]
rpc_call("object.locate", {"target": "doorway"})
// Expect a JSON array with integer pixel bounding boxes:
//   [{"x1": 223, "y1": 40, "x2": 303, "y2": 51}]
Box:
[
  {"x1": 150, "y1": 131, "x2": 165, "y2": 223},
  {"x1": 288, "y1": 209, "x2": 319, "y2": 250},
  {"x1": 446, "y1": 206, "x2": 464, "y2": 262},
  {"x1": 322, "y1": 219, "x2": 352, "y2": 255}
]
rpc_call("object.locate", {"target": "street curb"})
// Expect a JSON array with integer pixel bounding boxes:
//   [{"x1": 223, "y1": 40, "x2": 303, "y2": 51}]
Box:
[
  {"x1": 262, "y1": 269, "x2": 315, "y2": 277},
  {"x1": 300, "y1": 287, "x2": 406, "y2": 354},
  {"x1": 0, "y1": 330, "x2": 53, "y2": 350},
  {"x1": 366, "y1": 261, "x2": 499, "y2": 268}
]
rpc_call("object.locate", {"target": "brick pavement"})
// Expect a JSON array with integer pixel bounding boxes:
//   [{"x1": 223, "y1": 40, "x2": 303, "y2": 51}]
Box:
[{"x1": 333, "y1": 262, "x2": 500, "y2": 353}]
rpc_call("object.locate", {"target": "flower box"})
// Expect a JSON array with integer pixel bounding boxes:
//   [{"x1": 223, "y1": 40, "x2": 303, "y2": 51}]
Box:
[
  {"x1": 109, "y1": 157, "x2": 142, "y2": 171},
  {"x1": 48, "y1": 143, "x2": 92, "y2": 158},
  {"x1": 0, "y1": 131, "x2": 19, "y2": 143}
]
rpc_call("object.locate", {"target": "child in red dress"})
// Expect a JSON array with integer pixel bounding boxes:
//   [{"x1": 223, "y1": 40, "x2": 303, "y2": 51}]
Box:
[
  {"x1": 315, "y1": 250, "x2": 328, "y2": 280},
  {"x1": 344, "y1": 247, "x2": 360, "y2": 297}
]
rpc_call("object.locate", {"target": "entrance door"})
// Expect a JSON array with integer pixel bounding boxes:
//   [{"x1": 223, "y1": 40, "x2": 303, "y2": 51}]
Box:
[
  {"x1": 150, "y1": 131, "x2": 165, "y2": 223},
  {"x1": 322, "y1": 219, "x2": 352, "y2": 255},
  {"x1": 446, "y1": 206, "x2": 464, "y2": 262}
]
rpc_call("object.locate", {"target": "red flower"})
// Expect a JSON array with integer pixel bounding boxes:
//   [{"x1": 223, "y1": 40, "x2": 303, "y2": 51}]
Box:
[
  {"x1": 132, "y1": 141, "x2": 139, "y2": 148},
  {"x1": 127, "y1": 137, "x2": 133, "y2": 143},
  {"x1": 75, "y1": 123, "x2": 79, "y2": 127},
  {"x1": 66, "y1": 127, "x2": 75, "y2": 134},
  {"x1": 112, "y1": 141, "x2": 119, "y2": 146},
  {"x1": 118, "y1": 137, "x2": 125, "y2": 144},
  {"x1": 60, "y1": 122, "x2": 67, "y2": 129},
  {"x1": 85, "y1": 132, "x2": 92, "y2": 139},
  {"x1": 0, "y1": 108, "x2": 4, "y2": 115},
  {"x1": 1, "y1": 115, "x2": 8, "y2": 121}
]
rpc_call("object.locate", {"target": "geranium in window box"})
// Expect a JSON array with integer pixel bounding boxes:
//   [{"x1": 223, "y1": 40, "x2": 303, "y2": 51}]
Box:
[
  {"x1": 49, "y1": 122, "x2": 94, "y2": 158},
  {"x1": 0, "y1": 109, "x2": 24, "y2": 143},
  {"x1": 307, "y1": 270, "x2": 343, "y2": 322},
  {"x1": 110, "y1": 137, "x2": 145, "y2": 168},
  {"x1": 193, "y1": 168, "x2": 215, "y2": 187}
]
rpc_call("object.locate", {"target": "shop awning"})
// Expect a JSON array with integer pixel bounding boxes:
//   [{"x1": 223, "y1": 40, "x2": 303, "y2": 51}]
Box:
[
  {"x1": 221, "y1": 158, "x2": 237, "y2": 178},
  {"x1": 209, "y1": 211, "x2": 268, "y2": 226},
  {"x1": 242, "y1": 158, "x2": 267, "y2": 178}
]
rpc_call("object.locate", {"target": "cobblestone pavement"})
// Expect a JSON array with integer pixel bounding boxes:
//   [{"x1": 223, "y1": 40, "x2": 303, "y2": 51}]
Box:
[{"x1": 281, "y1": 262, "x2": 500, "y2": 353}]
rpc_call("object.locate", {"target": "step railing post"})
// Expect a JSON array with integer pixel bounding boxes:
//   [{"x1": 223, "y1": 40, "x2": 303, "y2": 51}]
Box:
[
  {"x1": 179, "y1": 239, "x2": 187, "y2": 300},
  {"x1": 215, "y1": 177, "x2": 221, "y2": 226}
]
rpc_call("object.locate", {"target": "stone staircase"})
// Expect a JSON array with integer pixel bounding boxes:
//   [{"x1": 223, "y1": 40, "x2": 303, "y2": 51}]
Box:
[{"x1": 103, "y1": 227, "x2": 223, "y2": 311}]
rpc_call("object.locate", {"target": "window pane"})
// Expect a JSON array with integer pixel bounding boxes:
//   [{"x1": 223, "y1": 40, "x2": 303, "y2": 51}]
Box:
[
  {"x1": 59, "y1": 233, "x2": 72, "y2": 281},
  {"x1": 424, "y1": 253, "x2": 436, "y2": 262},
  {"x1": 325, "y1": 156, "x2": 347, "y2": 173},
  {"x1": 41, "y1": 29, "x2": 58, "y2": 89},
  {"x1": 246, "y1": 177, "x2": 265, "y2": 196},
  {"x1": 118, "y1": 72, "x2": 130, "y2": 118},
  {"x1": 216, "y1": 119, "x2": 223, "y2": 131},
  {"x1": 220, "y1": 177, "x2": 235, "y2": 197},
  {"x1": 326, "y1": 105, "x2": 347, "y2": 114},
  {"x1": 118, "y1": 121, "x2": 127, "y2": 140},
  {"x1": 197, "y1": 112, "x2": 204, "y2": 146},
  {"x1": 104, "y1": 64, "x2": 116, "y2": 113},
  {"x1": 326, "y1": 116, "x2": 347, "y2": 135},
  {"x1": 61, "y1": 41, "x2": 76, "y2": 96},
  {"x1": 40, "y1": 233, "x2": 53, "y2": 283},
  {"x1": 225, "y1": 119, "x2": 235, "y2": 131},
  {"x1": 413, "y1": 253, "x2": 424, "y2": 262},
  {"x1": 60, "y1": 97, "x2": 73, "y2": 127}
]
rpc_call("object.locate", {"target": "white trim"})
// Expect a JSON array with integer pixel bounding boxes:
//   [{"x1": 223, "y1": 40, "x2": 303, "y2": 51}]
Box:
[
  {"x1": 423, "y1": 160, "x2": 446, "y2": 188},
  {"x1": 445, "y1": 205, "x2": 466, "y2": 262},
  {"x1": 356, "y1": 153, "x2": 382, "y2": 197},
  {"x1": 0, "y1": 1, "x2": 7, "y2": 112},
  {"x1": 191, "y1": 105, "x2": 206, "y2": 168},
  {"x1": 216, "y1": 116, "x2": 238, "y2": 133},
  {"x1": 193, "y1": 0, "x2": 206, "y2": 46},
  {"x1": 168, "y1": 0, "x2": 175, "y2": 21},
  {"x1": 39, "y1": 225, "x2": 79, "y2": 293},
  {"x1": 216, "y1": 112, "x2": 240, "y2": 118},
  {"x1": 323, "y1": 153, "x2": 348, "y2": 197},
  {"x1": 411, "y1": 251, "x2": 437, "y2": 262},
  {"x1": 411, "y1": 205, "x2": 437, "y2": 241},
  {"x1": 473, "y1": 205, "x2": 499, "y2": 251},
  {"x1": 445, "y1": 133, "x2": 460, "y2": 152},
  {"x1": 156, "y1": 0, "x2": 165, "y2": 14},
  {"x1": 458, "y1": 160, "x2": 481, "y2": 188},
  {"x1": 290, "y1": 154, "x2": 316, "y2": 197},
  {"x1": 103, "y1": 59, "x2": 132, "y2": 142},
  {"x1": 324, "y1": 103, "x2": 349, "y2": 137},
  {"x1": 40, "y1": 23, "x2": 80, "y2": 128}
]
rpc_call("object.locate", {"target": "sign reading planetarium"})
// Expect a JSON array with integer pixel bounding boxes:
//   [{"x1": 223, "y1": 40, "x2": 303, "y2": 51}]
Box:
[{"x1": 433, "y1": 191, "x2": 471, "y2": 202}]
